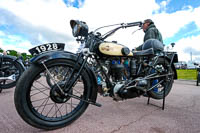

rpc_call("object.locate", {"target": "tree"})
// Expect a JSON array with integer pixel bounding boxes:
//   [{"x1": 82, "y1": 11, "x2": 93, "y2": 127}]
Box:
[
  {"x1": 6, "y1": 50, "x2": 33, "y2": 60},
  {"x1": 0, "y1": 48, "x2": 3, "y2": 53},
  {"x1": 7, "y1": 50, "x2": 18, "y2": 56}
]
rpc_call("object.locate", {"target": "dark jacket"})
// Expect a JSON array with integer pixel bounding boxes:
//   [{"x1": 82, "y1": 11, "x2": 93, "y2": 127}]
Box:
[
  {"x1": 144, "y1": 23, "x2": 163, "y2": 43},
  {"x1": 136, "y1": 23, "x2": 163, "y2": 50}
]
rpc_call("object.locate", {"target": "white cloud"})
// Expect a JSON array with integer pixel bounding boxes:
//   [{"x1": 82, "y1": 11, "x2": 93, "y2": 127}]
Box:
[
  {"x1": 152, "y1": 7, "x2": 200, "y2": 39},
  {"x1": 193, "y1": 6, "x2": 200, "y2": 27},
  {"x1": 0, "y1": 0, "x2": 160, "y2": 50},
  {"x1": 0, "y1": 0, "x2": 200, "y2": 62},
  {"x1": 0, "y1": 30, "x2": 5, "y2": 36},
  {"x1": 159, "y1": 0, "x2": 171, "y2": 11},
  {"x1": 0, "y1": 33, "x2": 33, "y2": 53},
  {"x1": 0, "y1": 39, "x2": 3, "y2": 48},
  {"x1": 2, "y1": 41, "x2": 33, "y2": 53},
  {"x1": 0, "y1": 0, "x2": 160, "y2": 33},
  {"x1": 173, "y1": 35, "x2": 200, "y2": 63},
  {"x1": 0, "y1": 0, "x2": 69, "y2": 34}
]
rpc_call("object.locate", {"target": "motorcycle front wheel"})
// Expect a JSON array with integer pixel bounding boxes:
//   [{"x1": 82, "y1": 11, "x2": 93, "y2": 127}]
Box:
[
  {"x1": 14, "y1": 59, "x2": 92, "y2": 130},
  {"x1": 0, "y1": 57, "x2": 24, "y2": 89}
]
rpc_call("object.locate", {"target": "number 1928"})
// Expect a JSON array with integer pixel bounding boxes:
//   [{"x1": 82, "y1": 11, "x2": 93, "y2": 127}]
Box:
[{"x1": 35, "y1": 43, "x2": 58, "y2": 53}]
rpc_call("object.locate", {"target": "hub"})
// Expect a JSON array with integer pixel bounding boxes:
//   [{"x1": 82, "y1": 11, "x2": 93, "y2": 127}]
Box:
[{"x1": 50, "y1": 82, "x2": 72, "y2": 104}]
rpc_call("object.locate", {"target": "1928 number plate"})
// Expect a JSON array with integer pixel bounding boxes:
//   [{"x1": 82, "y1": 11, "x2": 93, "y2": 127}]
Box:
[{"x1": 29, "y1": 43, "x2": 65, "y2": 56}]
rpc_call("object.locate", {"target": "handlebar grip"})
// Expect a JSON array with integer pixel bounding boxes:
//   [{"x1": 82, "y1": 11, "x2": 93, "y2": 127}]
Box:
[{"x1": 127, "y1": 21, "x2": 143, "y2": 27}]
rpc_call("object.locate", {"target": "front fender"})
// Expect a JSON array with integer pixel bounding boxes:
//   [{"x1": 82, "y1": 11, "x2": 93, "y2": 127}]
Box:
[
  {"x1": 30, "y1": 51, "x2": 98, "y2": 102},
  {"x1": 30, "y1": 51, "x2": 78, "y2": 64}
]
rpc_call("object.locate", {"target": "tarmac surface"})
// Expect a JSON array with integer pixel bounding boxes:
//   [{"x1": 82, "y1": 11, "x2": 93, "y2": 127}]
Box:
[{"x1": 0, "y1": 80, "x2": 200, "y2": 133}]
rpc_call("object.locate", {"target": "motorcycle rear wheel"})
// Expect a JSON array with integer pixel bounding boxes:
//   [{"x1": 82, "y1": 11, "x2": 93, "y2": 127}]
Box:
[
  {"x1": 0, "y1": 57, "x2": 24, "y2": 89},
  {"x1": 147, "y1": 57, "x2": 174, "y2": 99},
  {"x1": 14, "y1": 59, "x2": 91, "y2": 130}
]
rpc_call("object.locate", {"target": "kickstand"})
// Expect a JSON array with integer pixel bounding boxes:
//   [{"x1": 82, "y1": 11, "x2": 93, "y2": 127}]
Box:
[{"x1": 147, "y1": 86, "x2": 166, "y2": 110}]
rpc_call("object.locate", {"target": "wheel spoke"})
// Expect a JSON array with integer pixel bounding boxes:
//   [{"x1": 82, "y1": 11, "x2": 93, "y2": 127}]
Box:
[
  {"x1": 53, "y1": 104, "x2": 64, "y2": 118},
  {"x1": 65, "y1": 102, "x2": 68, "y2": 114},
  {"x1": 27, "y1": 63, "x2": 88, "y2": 122},
  {"x1": 35, "y1": 97, "x2": 50, "y2": 112},
  {"x1": 35, "y1": 80, "x2": 50, "y2": 90},
  {"x1": 73, "y1": 89, "x2": 82, "y2": 95},
  {"x1": 31, "y1": 97, "x2": 50, "y2": 103},
  {"x1": 41, "y1": 97, "x2": 50, "y2": 115},
  {"x1": 31, "y1": 85, "x2": 49, "y2": 97},
  {"x1": 46, "y1": 104, "x2": 56, "y2": 117}
]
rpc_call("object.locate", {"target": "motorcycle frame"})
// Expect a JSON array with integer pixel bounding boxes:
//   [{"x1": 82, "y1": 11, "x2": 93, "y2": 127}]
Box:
[{"x1": 30, "y1": 21, "x2": 178, "y2": 106}]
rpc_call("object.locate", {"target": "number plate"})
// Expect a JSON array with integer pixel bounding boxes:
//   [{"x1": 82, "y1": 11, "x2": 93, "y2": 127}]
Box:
[{"x1": 29, "y1": 43, "x2": 65, "y2": 56}]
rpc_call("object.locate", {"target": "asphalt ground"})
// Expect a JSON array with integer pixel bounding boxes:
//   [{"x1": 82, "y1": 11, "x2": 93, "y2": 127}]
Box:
[{"x1": 0, "y1": 80, "x2": 200, "y2": 133}]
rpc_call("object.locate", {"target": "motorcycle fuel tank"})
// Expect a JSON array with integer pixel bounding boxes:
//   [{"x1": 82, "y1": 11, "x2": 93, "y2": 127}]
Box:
[{"x1": 99, "y1": 42, "x2": 133, "y2": 56}]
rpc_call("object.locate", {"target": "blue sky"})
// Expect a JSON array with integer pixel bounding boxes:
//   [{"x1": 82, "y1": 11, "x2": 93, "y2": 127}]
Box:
[
  {"x1": 156, "y1": 0, "x2": 200, "y2": 13},
  {"x1": 0, "y1": 0, "x2": 200, "y2": 62},
  {"x1": 63, "y1": 0, "x2": 84, "y2": 8}
]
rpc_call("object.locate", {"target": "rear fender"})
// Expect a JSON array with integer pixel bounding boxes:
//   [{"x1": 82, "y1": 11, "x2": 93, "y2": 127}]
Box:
[
  {"x1": 161, "y1": 55, "x2": 178, "y2": 79},
  {"x1": 30, "y1": 51, "x2": 98, "y2": 102}
]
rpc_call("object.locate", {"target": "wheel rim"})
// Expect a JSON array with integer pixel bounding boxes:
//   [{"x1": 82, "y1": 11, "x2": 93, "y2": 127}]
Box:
[{"x1": 27, "y1": 64, "x2": 89, "y2": 122}]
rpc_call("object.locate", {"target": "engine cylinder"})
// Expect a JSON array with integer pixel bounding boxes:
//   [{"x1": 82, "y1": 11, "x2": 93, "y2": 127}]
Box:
[
  {"x1": 111, "y1": 61, "x2": 124, "y2": 81},
  {"x1": 130, "y1": 59, "x2": 137, "y2": 76}
]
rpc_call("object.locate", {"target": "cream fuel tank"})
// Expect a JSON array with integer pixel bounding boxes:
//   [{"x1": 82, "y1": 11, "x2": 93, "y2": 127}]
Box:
[{"x1": 99, "y1": 42, "x2": 133, "y2": 56}]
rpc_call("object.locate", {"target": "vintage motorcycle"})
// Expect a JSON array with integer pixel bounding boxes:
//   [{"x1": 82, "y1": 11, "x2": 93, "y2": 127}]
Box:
[
  {"x1": 0, "y1": 53, "x2": 25, "y2": 93},
  {"x1": 14, "y1": 20, "x2": 178, "y2": 130}
]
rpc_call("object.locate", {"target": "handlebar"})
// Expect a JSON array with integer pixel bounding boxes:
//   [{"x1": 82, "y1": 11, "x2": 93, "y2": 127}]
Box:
[
  {"x1": 127, "y1": 21, "x2": 143, "y2": 27},
  {"x1": 101, "y1": 21, "x2": 143, "y2": 40},
  {"x1": 94, "y1": 21, "x2": 143, "y2": 33}
]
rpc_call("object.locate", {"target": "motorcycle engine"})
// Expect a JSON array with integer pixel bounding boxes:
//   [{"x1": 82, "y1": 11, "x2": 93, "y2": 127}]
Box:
[{"x1": 110, "y1": 60, "x2": 125, "y2": 81}]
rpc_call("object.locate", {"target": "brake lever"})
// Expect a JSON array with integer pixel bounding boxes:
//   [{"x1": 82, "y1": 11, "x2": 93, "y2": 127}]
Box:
[{"x1": 132, "y1": 28, "x2": 142, "y2": 35}]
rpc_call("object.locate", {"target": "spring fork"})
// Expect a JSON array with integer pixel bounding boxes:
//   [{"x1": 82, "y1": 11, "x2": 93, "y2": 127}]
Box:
[
  {"x1": 63, "y1": 55, "x2": 88, "y2": 91},
  {"x1": 42, "y1": 60, "x2": 101, "y2": 107},
  {"x1": 42, "y1": 61, "x2": 65, "y2": 95}
]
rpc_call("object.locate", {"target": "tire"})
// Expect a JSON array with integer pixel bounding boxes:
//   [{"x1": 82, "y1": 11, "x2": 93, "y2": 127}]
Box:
[
  {"x1": 147, "y1": 57, "x2": 174, "y2": 99},
  {"x1": 14, "y1": 59, "x2": 92, "y2": 130},
  {"x1": 0, "y1": 57, "x2": 24, "y2": 89}
]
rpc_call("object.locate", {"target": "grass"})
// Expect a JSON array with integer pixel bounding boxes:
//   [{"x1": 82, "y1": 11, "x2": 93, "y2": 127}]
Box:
[{"x1": 176, "y1": 69, "x2": 198, "y2": 80}]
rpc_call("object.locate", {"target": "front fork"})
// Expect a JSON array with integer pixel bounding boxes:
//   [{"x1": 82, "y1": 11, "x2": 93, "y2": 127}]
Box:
[
  {"x1": 63, "y1": 53, "x2": 88, "y2": 91},
  {"x1": 42, "y1": 53, "x2": 87, "y2": 94},
  {"x1": 41, "y1": 53, "x2": 101, "y2": 107}
]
